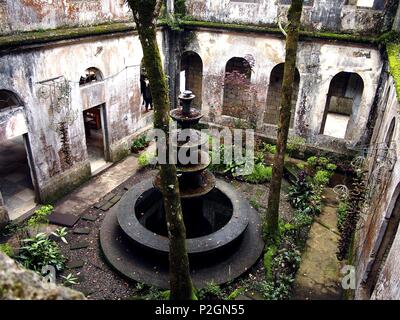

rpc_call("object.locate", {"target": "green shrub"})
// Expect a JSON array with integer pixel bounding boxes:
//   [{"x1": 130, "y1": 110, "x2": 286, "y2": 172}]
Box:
[
  {"x1": 314, "y1": 170, "x2": 331, "y2": 187},
  {"x1": 258, "y1": 276, "x2": 294, "y2": 300},
  {"x1": 337, "y1": 201, "x2": 348, "y2": 232},
  {"x1": 0, "y1": 243, "x2": 13, "y2": 257},
  {"x1": 292, "y1": 211, "x2": 313, "y2": 229},
  {"x1": 27, "y1": 205, "x2": 53, "y2": 227},
  {"x1": 286, "y1": 136, "x2": 306, "y2": 156},
  {"x1": 131, "y1": 135, "x2": 150, "y2": 153},
  {"x1": 18, "y1": 233, "x2": 65, "y2": 272},
  {"x1": 197, "y1": 281, "x2": 223, "y2": 300},
  {"x1": 260, "y1": 143, "x2": 277, "y2": 154},
  {"x1": 244, "y1": 164, "x2": 272, "y2": 184},
  {"x1": 226, "y1": 287, "x2": 245, "y2": 300},
  {"x1": 264, "y1": 245, "x2": 278, "y2": 282},
  {"x1": 138, "y1": 151, "x2": 155, "y2": 168}
]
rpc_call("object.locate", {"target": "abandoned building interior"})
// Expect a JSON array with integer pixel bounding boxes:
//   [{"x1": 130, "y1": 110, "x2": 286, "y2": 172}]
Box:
[{"x1": 0, "y1": 0, "x2": 400, "y2": 301}]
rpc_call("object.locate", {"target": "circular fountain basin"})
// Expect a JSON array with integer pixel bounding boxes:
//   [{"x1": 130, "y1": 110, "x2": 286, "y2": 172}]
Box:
[
  {"x1": 170, "y1": 108, "x2": 203, "y2": 127},
  {"x1": 100, "y1": 178, "x2": 264, "y2": 288}
]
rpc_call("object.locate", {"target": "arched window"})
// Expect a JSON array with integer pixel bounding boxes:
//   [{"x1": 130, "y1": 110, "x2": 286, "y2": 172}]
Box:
[
  {"x1": 180, "y1": 51, "x2": 203, "y2": 109},
  {"x1": 264, "y1": 63, "x2": 300, "y2": 127},
  {"x1": 222, "y1": 57, "x2": 253, "y2": 119},
  {"x1": 0, "y1": 90, "x2": 23, "y2": 111},
  {"x1": 320, "y1": 72, "x2": 364, "y2": 139},
  {"x1": 79, "y1": 67, "x2": 104, "y2": 86}
]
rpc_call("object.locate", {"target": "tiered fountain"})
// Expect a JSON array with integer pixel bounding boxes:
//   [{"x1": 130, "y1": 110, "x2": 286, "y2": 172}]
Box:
[{"x1": 100, "y1": 91, "x2": 264, "y2": 288}]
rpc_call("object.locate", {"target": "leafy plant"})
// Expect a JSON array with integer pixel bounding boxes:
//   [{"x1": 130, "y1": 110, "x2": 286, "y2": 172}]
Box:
[
  {"x1": 197, "y1": 281, "x2": 223, "y2": 300},
  {"x1": 61, "y1": 273, "x2": 79, "y2": 286},
  {"x1": 257, "y1": 276, "x2": 294, "y2": 300},
  {"x1": 138, "y1": 151, "x2": 155, "y2": 168},
  {"x1": 286, "y1": 136, "x2": 306, "y2": 157},
  {"x1": 0, "y1": 243, "x2": 13, "y2": 257},
  {"x1": 226, "y1": 287, "x2": 245, "y2": 300},
  {"x1": 314, "y1": 170, "x2": 331, "y2": 187},
  {"x1": 288, "y1": 171, "x2": 314, "y2": 211},
  {"x1": 260, "y1": 143, "x2": 277, "y2": 154},
  {"x1": 27, "y1": 205, "x2": 53, "y2": 227},
  {"x1": 243, "y1": 163, "x2": 272, "y2": 184},
  {"x1": 51, "y1": 227, "x2": 68, "y2": 244},
  {"x1": 131, "y1": 135, "x2": 150, "y2": 153},
  {"x1": 18, "y1": 233, "x2": 65, "y2": 272},
  {"x1": 337, "y1": 201, "x2": 348, "y2": 233}
]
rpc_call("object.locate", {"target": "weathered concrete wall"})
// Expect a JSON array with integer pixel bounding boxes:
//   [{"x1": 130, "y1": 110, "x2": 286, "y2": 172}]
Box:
[
  {"x1": 0, "y1": 31, "x2": 163, "y2": 202},
  {"x1": 353, "y1": 72, "x2": 400, "y2": 300},
  {"x1": 0, "y1": 0, "x2": 131, "y2": 35},
  {"x1": 182, "y1": 29, "x2": 382, "y2": 150},
  {"x1": 185, "y1": 0, "x2": 390, "y2": 34}
]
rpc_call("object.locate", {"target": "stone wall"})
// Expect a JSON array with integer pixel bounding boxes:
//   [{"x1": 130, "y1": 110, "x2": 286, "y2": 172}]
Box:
[
  {"x1": 0, "y1": 31, "x2": 164, "y2": 203},
  {"x1": 182, "y1": 29, "x2": 382, "y2": 151},
  {"x1": 353, "y1": 71, "x2": 400, "y2": 300},
  {"x1": 0, "y1": 0, "x2": 131, "y2": 35},
  {"x1": 185, "y1": 0, "x2": 394, "y2": 34}
]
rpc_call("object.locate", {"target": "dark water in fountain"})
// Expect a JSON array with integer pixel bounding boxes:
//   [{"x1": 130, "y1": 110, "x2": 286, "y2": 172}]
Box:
[{"x1": 134, "y1": 188, "x2": 233, "y2": 239}]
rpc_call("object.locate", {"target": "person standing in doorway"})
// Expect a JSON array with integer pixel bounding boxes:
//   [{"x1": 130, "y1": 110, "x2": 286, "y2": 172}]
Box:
[{"x1": 143, "y1": 78, "x2": 153, "y2": 112}]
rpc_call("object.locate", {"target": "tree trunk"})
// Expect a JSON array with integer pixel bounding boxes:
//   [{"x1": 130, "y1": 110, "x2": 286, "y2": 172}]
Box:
[
  {"x1": 127, "y1": 0, "x2": 194, "y2": 300},
  {"x1": 266, "y1": 0, "x2": 304, "y2": 243}
]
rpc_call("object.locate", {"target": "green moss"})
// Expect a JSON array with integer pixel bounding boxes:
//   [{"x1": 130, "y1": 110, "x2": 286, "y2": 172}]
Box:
[
  {"x1": 0, "y1": 23, "x2": 136, "y2": 49},
  {"x1": 180, "y1": 20, "x2": 378, "y2": 44},
  {"x1": 387, "y1": 43, "x2": 400, "y2": 102},
  {"x1": 263, "y1": 245, "x2": 278, "y2": 282}
]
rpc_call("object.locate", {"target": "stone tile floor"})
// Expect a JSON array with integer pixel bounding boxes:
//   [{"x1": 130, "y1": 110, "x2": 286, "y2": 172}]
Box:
[{"x1": 0, "y1": 136, "x2": 36, "y2": 220}]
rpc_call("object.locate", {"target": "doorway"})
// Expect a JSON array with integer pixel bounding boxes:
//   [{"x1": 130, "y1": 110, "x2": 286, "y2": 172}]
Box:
[
  {"x1": 83, "y1": 104, "x2": 110, "y2": 175},
  {"x1": 0, "y1": 134, "x2": 37, "y2": 220}
]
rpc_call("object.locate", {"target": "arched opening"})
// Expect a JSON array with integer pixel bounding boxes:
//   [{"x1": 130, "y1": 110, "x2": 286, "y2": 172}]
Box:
[
  {"x1": 222, "y1": 57, "x2": 253, "y2": 120},
  {"x1": 320, "y1": 72, "x2": 364, "y2": 139},
  {"x1": 0, "y1": 90, "x2": 37, "y2": 220},
  {"x1": 264, "y1": 63, "x2": 300, "y2": 127},
  {"x1": 0, "y1": 89, "x2": 23, "y2": 110},
  {"x1": 180, "y1": 51, "x2": 203, "y2": 109},
  {"x1": 79, "y1": 67, "x2": 104, "y2": 86},
  {"x1": 366, "y1": 186, "x2": 400, "y2": 297}
]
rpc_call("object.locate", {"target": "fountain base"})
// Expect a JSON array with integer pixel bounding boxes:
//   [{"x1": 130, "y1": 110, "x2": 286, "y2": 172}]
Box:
[{"x1": 100, "y1": 178, "x2": 264, "y2": 288}]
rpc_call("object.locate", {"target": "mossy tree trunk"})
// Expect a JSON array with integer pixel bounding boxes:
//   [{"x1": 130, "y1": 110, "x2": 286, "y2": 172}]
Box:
[
  {"x1": 126, "y1": 0, "x2": 194, "y2": 300},
  {"x1": 266, "y1": 0, "x2": 303, "y2": 242}
]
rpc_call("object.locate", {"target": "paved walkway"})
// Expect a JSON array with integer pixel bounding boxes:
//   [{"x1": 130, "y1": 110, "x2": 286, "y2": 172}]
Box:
[
  {"x1": 54, "y1": 154, "x2": 140, "y2": 217},
  {"x1": 292, "y1": 188, "x2": 343, "y2": 300}
]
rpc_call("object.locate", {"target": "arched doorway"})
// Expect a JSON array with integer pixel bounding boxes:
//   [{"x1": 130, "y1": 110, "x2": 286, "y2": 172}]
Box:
[
  {"x1": 264, "y1": 63, "x2": 300, "y2": 127},
  {"x1": 0, "y1": 90, "x2": 37, "y2": 220},
  {"x1": 80, "y1": 68, "x2": 109, "y2": 175},
  {"x1": 222, "y1": 57, "x2": 253, "y2": 120},
  {"x1": 180, "y1": 51, "x2": 203, "y2": 109},
  {"x1": 320, "y1": 72, "x2": 364, "y2": 139},
  {"x1": 365, "y1": 185, "x2": 400, "y2": 297}
]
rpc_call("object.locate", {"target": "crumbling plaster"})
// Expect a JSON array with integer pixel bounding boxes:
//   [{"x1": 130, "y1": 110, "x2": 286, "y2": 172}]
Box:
[
  {"x1": 183, "y1": 29, "x2": 382, "y2": 148},
  {"x1": 353, "y1": 74, "x2": 400, "y2": 300},
  {"x1": 185, "y1": 0, "x2": 388, "y2": 34},
  {"x1": 0, "y1": 0, "x2": 131, "y2": 35},
  {"x1": 0, "y1": 31, "x2": 164, "y2": 202}
]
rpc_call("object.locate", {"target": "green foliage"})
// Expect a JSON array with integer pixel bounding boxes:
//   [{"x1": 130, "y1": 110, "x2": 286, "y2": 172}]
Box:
[
  {"x1": 307, "y1": 156, "x2": 337, "y2": 172},
  {"x1": 288, "y1": 172, "x2": 314, "y2": 212},
  {"x1": 387, "y1": 43, "x2": 400, "y2": 102},
  {"x1": 337, "y1": 201, "x2": 348, "y2": 233},
  {"x1": 292, "y1": 210, "x2": 313, "y2": 229},
  {"x1": 131, "y1": 134, "x2": 150, "y2": 153},
  {"x1": 138, "y1": 151, "x2": 155, "y2": 168},
  {"x1": 51, "y1": 227, "x2": 68, "y2": 244},
  {"x1": 174, "y1": 0, "x2": 186, "y2": 16},
  {"x1": 0, "y1": 243, "x2": 13, "y2": 257},
  {"x1": 226, "y1": 287, "x2": 245, "y2": 300},
  {"x1": 61, "y1": 273, "x2": 79, "y2": 286},
  {"x1": 286, "y1": 136, "x2": 306, "y2": 157},
  {"x1": 263, "y1": 245, "x2": 277, "y2": 282},
  {"x1": 257, "y1": 278, "x2": 293, "y2": 300},
  {"x1": 197, "y1": 281, "x2": 223, "y2": 300},
  {"x1": 259, "y1": 142, "x2": 277, "y2": 154},
  {"x1": 18, "y1": 233, "x2": 65, "y2": 272},
  {"x1": 27, "y1": 205, "x2": 53, "y2": 227},
  {"x1": 314, "y1": 170, "x2": 331, "y2": 186},
  {"x1": 243, "y1": 163, "x2": 272, "y2": 184}
]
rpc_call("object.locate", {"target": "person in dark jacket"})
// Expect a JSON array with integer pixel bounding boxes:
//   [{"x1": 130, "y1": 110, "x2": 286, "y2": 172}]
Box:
[{"x1": 142, "y1": 77, "x2": 153, "y2": 112}]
